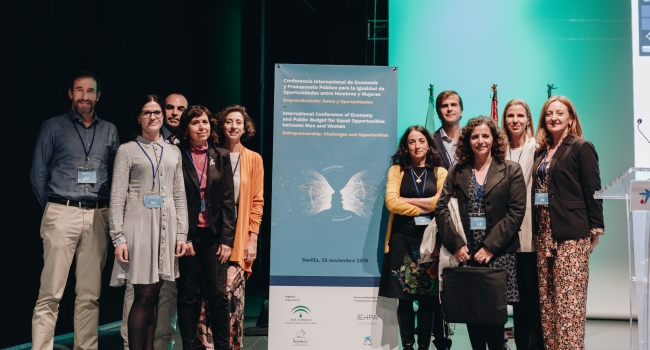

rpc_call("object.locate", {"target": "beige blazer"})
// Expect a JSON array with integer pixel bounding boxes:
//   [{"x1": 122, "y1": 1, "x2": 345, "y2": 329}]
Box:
[{"x1": 506, "y1": 137, "x2": 536, "y2": 252}]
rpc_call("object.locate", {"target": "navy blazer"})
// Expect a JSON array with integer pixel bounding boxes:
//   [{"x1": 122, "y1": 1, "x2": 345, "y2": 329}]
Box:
[
  {"x1": 432, "y1": 128, "x2": 453, "y2": 169},
  {"x1": 435, "y1": 159, "x2": 526, "y2": 256},
  {"x1": 181, "y1": 145, "x2": 236, "y2": 246},
  {"x1": 531, "y1": 135, "x2": 604, "y2": 240}
]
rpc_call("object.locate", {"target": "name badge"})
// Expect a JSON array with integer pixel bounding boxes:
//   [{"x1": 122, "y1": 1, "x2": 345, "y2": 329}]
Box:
[
  {"x1": 470, "y1": 214, "x2": 487, "y2": 230},
  {"x1": 144, "y1": 194, "x2": 163, "y2": 208},
  {"x1": 77, "y1": 169, "x2": 97, "y2": 184},
  {"x1": 535, "y1": 191, "x2": 549, "y2": 206},
  {"x1": 414, "y1": 216, "x2": 432, "y2": 226},
  {"x1": 200, "y1": 198, "x2": 205, "y2": 212}
]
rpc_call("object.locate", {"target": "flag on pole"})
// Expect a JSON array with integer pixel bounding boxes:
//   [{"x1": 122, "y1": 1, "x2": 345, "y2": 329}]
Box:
[
  {"x1": 425, "y1": 84, "x2": 436, "y2": 132},
  {"x1": 490, "y1": 84, "x2": 498, "y2": 123},
  {"x1": 547, "y1": 83, "x2": 557, "y2": 98}
]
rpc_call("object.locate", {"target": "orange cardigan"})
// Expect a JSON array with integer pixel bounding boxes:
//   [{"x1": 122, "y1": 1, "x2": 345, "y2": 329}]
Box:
[
  {"x1": 229, "y1": 146, "x2": 264, "y2": 274},
  {"x1": 384, "y1": 165, "x2": 447, "y2": 253}
]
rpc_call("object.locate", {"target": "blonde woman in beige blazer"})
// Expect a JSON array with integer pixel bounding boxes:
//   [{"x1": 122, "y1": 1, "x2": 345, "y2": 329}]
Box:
[{"x1": 502, "y1": 99, "x2": 543, "y2": 350}]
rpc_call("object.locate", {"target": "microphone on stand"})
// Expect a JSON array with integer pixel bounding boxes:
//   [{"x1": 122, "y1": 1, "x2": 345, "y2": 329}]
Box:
[{"x1": 638, "y1": 119, "x2": 650, "y2": 144}]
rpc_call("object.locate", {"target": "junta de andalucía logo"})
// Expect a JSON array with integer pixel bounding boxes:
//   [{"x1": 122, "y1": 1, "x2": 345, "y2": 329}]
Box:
[{"x1": 291, "y1": 305, "x2": 311, "y2": 318}]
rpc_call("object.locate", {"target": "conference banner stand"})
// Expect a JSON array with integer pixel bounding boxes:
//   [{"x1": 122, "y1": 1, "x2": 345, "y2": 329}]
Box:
[
  {"x1": 268, "y1": 64, "x2": 398, "y2": 349},
  {"x1": 596, "y1": 167, "x2": 650, "y2": 350}
]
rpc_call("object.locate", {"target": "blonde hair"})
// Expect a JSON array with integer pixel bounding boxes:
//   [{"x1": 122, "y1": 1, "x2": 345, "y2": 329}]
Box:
[
  {"x1": 535, "y1": 95, "x2": 583, "y2": 150},
  {"x1": 501, "y1": 98, "x2": 534, "y2": 141}
]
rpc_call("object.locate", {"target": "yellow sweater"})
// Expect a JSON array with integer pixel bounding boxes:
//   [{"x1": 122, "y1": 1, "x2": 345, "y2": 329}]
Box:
[
  {"x1": 229, "y1": 146, "x2": 264, "y2": 274},
  {"x1": 383, "y1": 165, "x2": 448, "y2": 253}
]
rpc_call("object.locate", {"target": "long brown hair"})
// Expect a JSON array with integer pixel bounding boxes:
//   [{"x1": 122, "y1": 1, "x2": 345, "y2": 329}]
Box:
[
  {"x1": 535, "y1": 95, "x2": 583, "y2": 150},
  {"x1": 455, "y1": 116, "x2": 507, "y2": 166},
  {"x1": 390, "y1": 125, "x2": 442, "y2": 170}
]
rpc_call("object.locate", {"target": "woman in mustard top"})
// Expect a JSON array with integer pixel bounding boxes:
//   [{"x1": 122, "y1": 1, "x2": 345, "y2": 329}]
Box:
[{"x1": 378, "y1": 125, "x2": 448, "y2": 350}]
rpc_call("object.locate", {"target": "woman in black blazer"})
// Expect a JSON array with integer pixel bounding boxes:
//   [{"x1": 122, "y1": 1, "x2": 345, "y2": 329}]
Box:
[
  {"x1": 436, "y1": 116, "x2": 526, "y2": 350},
  {"x1": 176, "y1": 105, "x2": 236, "y2": 350},
  {"x1": 532, "y1": 96, "x2": 603, "y2": 350}
]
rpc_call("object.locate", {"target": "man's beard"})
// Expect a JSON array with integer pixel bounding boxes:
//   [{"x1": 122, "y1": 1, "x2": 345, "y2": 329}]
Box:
[{"x1": 74, "y1": 100, "x2": 95, "y2": 115}]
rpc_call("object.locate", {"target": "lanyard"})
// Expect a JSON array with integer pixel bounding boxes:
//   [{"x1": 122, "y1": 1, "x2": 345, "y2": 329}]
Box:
[
  {"x1": 542, "y1": 135, "x2": 566, "y2": 185},
  {"x1": 232, "y1": 154, "x2": 241, "y2": 175},
  {"x1": 186, "y1": 149, "x2": 209, "y2": 196},
  {"x1": 136, "y1": 140, "x2": 164, "y2": 191},
  {"x1": 473, "y1": 162, "x2": 492, "y2": 210},
  {"x1": 540, "y1": 149, "x2": 550, "y2": 185},
  {"x1": 409, "y1": 168, "x2": 428, "y2": 198},
  {"x1": 509, "y1": 147, "x2": 523, "y2": 164},
  {"x1": 72, "y1": 120, "x2": 96, "y2": 167}
]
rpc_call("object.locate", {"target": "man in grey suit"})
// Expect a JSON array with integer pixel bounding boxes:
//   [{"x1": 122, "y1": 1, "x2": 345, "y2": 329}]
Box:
[
  {"x1": 120, "y1": 93, "x2": 189, "y2": 350},
  {"x1": 431, "y1": 90, "x2": 463, "y2": 169}
]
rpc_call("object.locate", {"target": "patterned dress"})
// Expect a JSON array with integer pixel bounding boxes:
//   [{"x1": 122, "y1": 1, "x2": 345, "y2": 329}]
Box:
[
  {"x1": 466, "y1": 174, "x2": 519, "y2": 303},
  {"x1": 535, "y1": 162, "x2": 591, "y2": 350},
  {"x1": 378, "y1": 167, "x2": 440, "y2": 299}
]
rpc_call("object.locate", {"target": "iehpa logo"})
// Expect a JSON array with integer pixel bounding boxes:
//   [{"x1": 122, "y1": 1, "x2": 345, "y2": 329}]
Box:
[
  {"x1": 639, "y1": 189, "x2": 650, "y2": 205},
  {"x1": 291, "y1": 305, "x2": 311, "y2": 318},
  {"x1": 357, "y1": 314, "x2": 378, "y2": 321},
  {"x1": 363, "y1": 336, "x2": 372, "y2": 345}
]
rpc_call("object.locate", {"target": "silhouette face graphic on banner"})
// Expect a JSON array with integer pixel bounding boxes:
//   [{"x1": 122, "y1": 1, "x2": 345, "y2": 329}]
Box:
[
  {"x1": 300, "y1": 169, "x2": 377, "y2": 217},
  {"x1": 300, "y1": 170, "x2": 335, "y2": 215}
]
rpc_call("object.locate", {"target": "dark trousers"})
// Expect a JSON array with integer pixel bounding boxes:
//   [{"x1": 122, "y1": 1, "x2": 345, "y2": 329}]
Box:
[
  {"x1": 466, "y1": 323, "x2": 504, "y2": 350},
  {"x1": 431, "y1": 296, "x2": 451, "y2": 349},
  {"x1": 513, "y1": 252, "x2": 544, "y2": 350},
  {"x1": 177, "y1": 230, "x2": 229, "y2": 350}
]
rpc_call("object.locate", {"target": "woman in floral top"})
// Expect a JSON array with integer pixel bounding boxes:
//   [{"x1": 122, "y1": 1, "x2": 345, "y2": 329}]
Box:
[{"x1": 532, "y1": 96, "x2": 604, "y2": 350}]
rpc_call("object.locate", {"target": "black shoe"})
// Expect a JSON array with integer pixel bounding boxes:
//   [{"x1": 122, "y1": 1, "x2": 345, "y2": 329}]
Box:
[
  {"x1": 416, "y1": 311, "x2": 434, "y2": 350},
  {"x1": 397, "y1": 312, "x2": 416, "y2": 350},
  {"x1": 433, "y1": 338, "x2": 452, "y2": 350}
]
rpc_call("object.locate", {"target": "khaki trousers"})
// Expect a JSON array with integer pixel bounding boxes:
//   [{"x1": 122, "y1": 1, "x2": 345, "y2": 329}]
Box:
[
  {"x1": 32, "y1": 202, "x2": 109, "y2": 350},
  {"x1": 120, "y1": 281, "x2": 178, "y2": 350}
]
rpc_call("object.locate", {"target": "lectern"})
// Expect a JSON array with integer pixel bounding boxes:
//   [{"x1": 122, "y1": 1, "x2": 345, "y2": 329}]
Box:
[{"x1": 595, "y1": 167, "x2": 650, "y2": 350}]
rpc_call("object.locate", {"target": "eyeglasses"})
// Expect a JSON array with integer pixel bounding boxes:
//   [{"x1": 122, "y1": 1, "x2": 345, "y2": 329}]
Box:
[{"x1": 141, "y1": 110, "x2": 163, "y2": 118}]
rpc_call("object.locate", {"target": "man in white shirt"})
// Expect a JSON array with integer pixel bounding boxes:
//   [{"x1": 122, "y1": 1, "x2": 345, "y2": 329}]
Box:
[
  {"x1": 430, "y1": 90, "x2": 462, "y2": 350},
  {"x1": 431, "y1": 90, "x2": 463, "y2": 170}
]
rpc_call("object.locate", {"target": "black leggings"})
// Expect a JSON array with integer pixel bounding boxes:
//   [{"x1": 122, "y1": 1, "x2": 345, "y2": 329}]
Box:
[
  {"x1": 128, "y1": 280, "x2": 164, "y2": 350},
  {"x1": 398, "y1": 298, "x2": 434, "y2": 313},
  {"x1": 398, "y1": 299, "x2": 448, "y2": 345},
  {"x1": 466, "y1": 323, "x2": 505, "y2": 350}
]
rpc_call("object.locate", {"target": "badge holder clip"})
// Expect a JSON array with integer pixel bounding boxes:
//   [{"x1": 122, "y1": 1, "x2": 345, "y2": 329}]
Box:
[
  {"x1": 144, "y1": 193, "x2": 163, "y2": 208},
  {"x1": 469, "y1": 213, "x2": 487, "y2": 230}
]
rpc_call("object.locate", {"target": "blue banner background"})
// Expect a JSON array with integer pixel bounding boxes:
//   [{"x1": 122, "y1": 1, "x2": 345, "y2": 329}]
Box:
[{"x1": 270, "y1": 64, "x2": 398, "y2": 284}]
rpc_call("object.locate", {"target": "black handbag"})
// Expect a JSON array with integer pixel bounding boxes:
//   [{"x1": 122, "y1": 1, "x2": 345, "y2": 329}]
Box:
[{"x1": 440, "y1": 266, "x2": 507, "y2": 325}]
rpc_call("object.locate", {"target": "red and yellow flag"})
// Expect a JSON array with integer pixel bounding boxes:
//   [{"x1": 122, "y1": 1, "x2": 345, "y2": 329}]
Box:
[{"x1": 490, "y1": 84, "x2": 498, "y2": 123}]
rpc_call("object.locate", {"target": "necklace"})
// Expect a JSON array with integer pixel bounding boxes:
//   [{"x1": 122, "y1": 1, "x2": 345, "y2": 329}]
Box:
[
  {"x1": 547, "y1": 134, "x2": 568, "y2": 158},
  {"x1": 412, "y1": 168, "x2": 426, "y2": 183}
]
